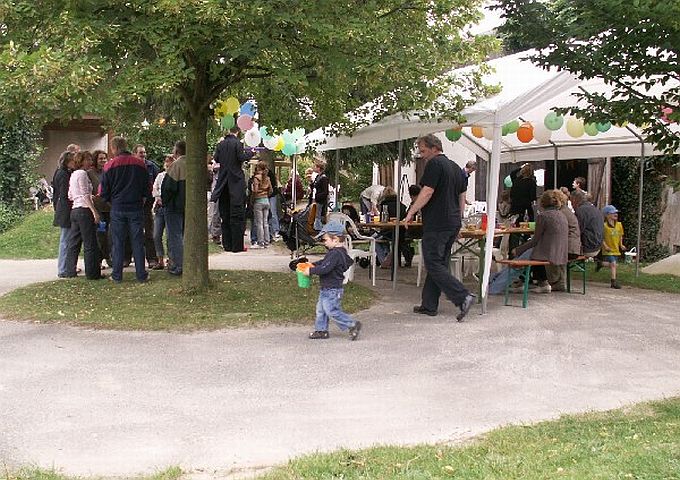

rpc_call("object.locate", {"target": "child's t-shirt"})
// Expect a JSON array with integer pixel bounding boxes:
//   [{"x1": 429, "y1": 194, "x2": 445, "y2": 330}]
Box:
[{"x1": 602, "y1": 221, "x2": 623, "y2": 256}]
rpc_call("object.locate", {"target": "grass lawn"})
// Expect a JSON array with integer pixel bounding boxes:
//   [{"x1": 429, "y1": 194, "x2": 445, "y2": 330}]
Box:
[
  {"x1": 586, "y1": 260, "x2": 680, "y2": 294},
  {"x1": 6, "y1": 466, "x2": 182, "y2": 480},
  {"x1": 0, "y1": 270, "x2": 375, "y2": 331},
  {"x1": 260, "y1": 397, "x2": 680, "y2": 479},
  {"x1": 0, "y1": 210, "x2": 59, "y2": 259},
  {"x1": 7, "y1": 398, "x2": 680, "y2": 479}
]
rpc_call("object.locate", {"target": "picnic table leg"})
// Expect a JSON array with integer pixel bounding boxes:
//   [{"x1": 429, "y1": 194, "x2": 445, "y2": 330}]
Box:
[
  {"x1": 504, "y1": 267, "x2": 512, "y2": 306},
  {"x1": 522, "y1": 265, "x2": 531, "y2": 308},
  {"x1": 477, "y1": 237, "x2": 485, "y2": 303}
]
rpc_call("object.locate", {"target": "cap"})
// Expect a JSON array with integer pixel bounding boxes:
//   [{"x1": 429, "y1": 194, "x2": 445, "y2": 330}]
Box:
[
  {"x1": 602, "y1": 205, "x2": 619, "y2": 215},
  {"x1": 314, "y1": 220, "x2": 345, "y2": 239}
]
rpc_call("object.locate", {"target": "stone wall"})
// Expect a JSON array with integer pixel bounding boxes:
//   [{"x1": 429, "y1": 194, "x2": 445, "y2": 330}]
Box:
[{"x1": 658, "y1": 186, "x2": 680, "y2": 254}]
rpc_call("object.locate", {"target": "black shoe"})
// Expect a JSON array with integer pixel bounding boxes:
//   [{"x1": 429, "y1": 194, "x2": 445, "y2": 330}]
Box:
[
  {"x1": 349, "y1": 321, "x2": 362, "y2": 341},
  {"x1": 308, "y1": 330, "x2": 329, "y2": 340},
  {"x1": 413, "y1": 305, "x2": 437, "y2": 317},
  {"x1": 611, "y1": 280, "x2": 621, "y2": 289},
  {"x1": 456, "y1": 294, "x2": 476, "y2": 322}
]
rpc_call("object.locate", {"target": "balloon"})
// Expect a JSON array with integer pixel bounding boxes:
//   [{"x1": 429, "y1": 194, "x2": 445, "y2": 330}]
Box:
[
  {"x1": 471, "y1": 126, "x2": 484, "y2": 138},
  {"x1": 544, "y1": 112, "x2": 564, "y2": 131},
  {"x1": 584, "y1": 122, "x2": 599, "y2": 136},
  {"x1": 503, "y1": 175, "x2": 513, "y2": 188},
  {"x1": 263, "y1": 136, "x2": 279, "y2": 150},
  {"x1": 220, "y1": 115, "x2": 235, "y2": 129},
  {"x1": 295, "y1": 138, "x2": 307, "y2": 154},
  {"x1": 501, "y1": 124, "x2": 509, "y2": 136},
  {"x1": 281, "y1": 129, "x2": 295, "y2": 144},
  {"x1": 566, "y1": 117, "x2": 585, "y2": 138},
  {"x1": 239, "y1": 100, "x2": 257, "y2": 117},
  {"x1": 533, "y1": 123, "x2": 552, "y2": 144},
  {"x1": 516, "y1": 122, "x2": 534, "y2": 143},
  {"x1": 445, "y1": 128, "x2": 462, "y2": 141},
  {"x1": 274, "y1": 136, "x2": 285, "y2": 151},
  {"x1": 291, "y1": 127, "x2": 306, "y2": 140},
  {"x1": 224, "y1": 97, "x2": 240, "y2": 115},
  {"x1": 505, "y1": 120, "x2": 520, "y2": 134},
  {"x1": 596, "y1": 121, "x2": 612, "y2": 132},
  {"x1": 244, "y1": 128, "x2": 262, "y2": 147},
  {"x1": 236, "y1": 114, "x2": 254, "y2": 131},
  {"x1": 282, "y1": 142, "x2": 297, "y2": 156},
  {"x1": 482, "y1": 127, "x2": 494, "y2": 141},
  {"x1": 214, "y1": 100, "x2": 230, "y2": 118},
  {"x1": 259, "y1": 126, "x2": 272, "y2": 141}
]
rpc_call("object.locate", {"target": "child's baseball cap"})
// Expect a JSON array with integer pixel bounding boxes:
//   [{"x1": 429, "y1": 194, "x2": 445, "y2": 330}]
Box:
[
  {"x1": 315, "y1": 220, "x2": 346, "y2": 239},
  {"x1": 602, "y1": 205, "x2": 619, "y2": 215}
]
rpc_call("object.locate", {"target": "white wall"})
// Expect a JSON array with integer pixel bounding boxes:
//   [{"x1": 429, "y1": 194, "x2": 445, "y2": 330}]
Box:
[{"x1": 40, "y1": 130, "x2": 108, "y2": 178}]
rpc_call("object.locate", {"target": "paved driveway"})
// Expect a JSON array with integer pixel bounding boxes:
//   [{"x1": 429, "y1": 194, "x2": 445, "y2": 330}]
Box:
[{"x1": 1, "y1": 255, "x2": 679, "y2": 478}]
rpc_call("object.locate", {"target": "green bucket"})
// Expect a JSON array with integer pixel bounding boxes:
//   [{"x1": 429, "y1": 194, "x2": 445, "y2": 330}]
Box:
[{"x1": 297, "y1": 270, "x2": 311, "y2": 288}]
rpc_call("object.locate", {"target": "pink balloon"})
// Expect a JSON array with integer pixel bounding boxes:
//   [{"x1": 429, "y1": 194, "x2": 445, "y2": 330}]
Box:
[{"x1": 236, "y1": 114, "x2": 254, "y2": 131}]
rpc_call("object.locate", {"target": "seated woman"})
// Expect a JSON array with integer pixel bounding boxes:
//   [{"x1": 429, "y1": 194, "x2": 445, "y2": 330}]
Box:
[
  {"x1": 374, "y1": 186, "x2": 414, "y2": 268},
  {"x1": 489, "y1": 190, "x2": 568, "y2": 294}
]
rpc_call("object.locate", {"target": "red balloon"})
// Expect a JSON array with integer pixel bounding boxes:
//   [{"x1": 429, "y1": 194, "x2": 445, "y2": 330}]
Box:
[{"x1": 516, "y1": 123, "x2": 534, "y2": 143}]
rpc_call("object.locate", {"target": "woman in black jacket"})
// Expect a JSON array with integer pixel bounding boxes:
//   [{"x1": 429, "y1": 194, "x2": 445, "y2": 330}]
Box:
[
  {"x1": 52, "y1": 151, "x2": 76, "y2": 277},
  {"x1": 509, "y1": 163, "x2": 537, "y2": 222}
]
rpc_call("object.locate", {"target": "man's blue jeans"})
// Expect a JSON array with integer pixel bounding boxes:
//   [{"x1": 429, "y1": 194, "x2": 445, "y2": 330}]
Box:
[
  {"x1": 110, "y1": 209, "x2": 147, "y2": 282},
  {"x1": 165, "y1": 210, "x2": 184, "y2": 274},
  {"x1": 268, "y1": 195, "x2": 280, "y2": 239},
  {"x1": 314, "y1": 288, "x2": 356, "y2": 332}
]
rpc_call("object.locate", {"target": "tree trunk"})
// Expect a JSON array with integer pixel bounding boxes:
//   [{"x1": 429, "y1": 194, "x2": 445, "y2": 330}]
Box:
[{"x1": 182, "y1": 112, "x2": 210, "y2": 292}]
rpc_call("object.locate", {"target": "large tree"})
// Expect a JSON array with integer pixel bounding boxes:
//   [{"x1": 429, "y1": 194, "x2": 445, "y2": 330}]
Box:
[
  {"x1": 493, "y1": 0, "x2": 680, "y2": 154},
  {"x1": 0, "y1": 0, "x2": 495, "y2": 291}
]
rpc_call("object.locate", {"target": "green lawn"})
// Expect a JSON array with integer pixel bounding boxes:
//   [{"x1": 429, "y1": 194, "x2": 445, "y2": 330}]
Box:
[
  {"x1": 6, "y1": 466, "x2": 182, "y2": 480},
  {"x1": 587, "y1": 260, "x2": 680, "y2": 294},
  {"x1": 7, "y1": 398, "x2": 680, "y2": 480},
  {"x1": 0, "y1": 270, "x2": 375, "y2": 331},
  {"x1": 0, "y1": 210, "x2": 59, "y2": 259},
  {"x1": 260, "y1": 397, "x2": 680, "y2": 479}
]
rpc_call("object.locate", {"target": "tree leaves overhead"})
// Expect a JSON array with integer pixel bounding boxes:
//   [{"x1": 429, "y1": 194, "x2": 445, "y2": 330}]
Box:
[{"x1": 493, "y1": 0, "x2": 680, "y2": 154}]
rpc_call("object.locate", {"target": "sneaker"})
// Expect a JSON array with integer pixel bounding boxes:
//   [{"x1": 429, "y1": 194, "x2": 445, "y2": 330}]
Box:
[
  {"x1": 273, "y1": 234, "x2": 282, "y2": 242},
  {"x1": 348, "y1": 321, "x2": 362, "y2": 341},
  {"x1": 611, "y1": 280, "x2": 621, "y2": 289},
  {"x1": 308, "y1": 330, "x2": 329, "y2": 340},
  {"x1": 413, "y1": 305, "x2": 437, "y2": 317},
  {"x1": 456, "y1": 294, "x2": 476, "y2": 322},
  {"x1": 250, "y1": 244, "x2": 263, "y2": 249},
  {"x1": 536, "y1": 281, "x2": 552, "y2": 293}
]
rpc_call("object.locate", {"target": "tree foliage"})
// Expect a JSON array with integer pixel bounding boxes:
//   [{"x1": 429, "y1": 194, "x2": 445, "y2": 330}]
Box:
[
  {"x1": 0, "y1": 0, "x2": 496, "y2": 290},
  {"x1": 493, "y1": 0, "x2": 680, "y2": 154}
]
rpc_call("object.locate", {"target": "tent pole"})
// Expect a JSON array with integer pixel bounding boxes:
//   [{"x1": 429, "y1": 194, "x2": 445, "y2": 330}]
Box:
[
  {"x1": 393, "y1": 140, "x2": 403, "y2": 291},
  {"x1": 625, "y1": 125, "x2": 645, "y2": 277},
  {"x1": 334, "y1": 149, "x2": 340, "y2": 212},
  {"x1": 291, "y1": 154, "x2": 297, "y2": 208},
  {"x1": 481, "y1": 119, "x2": 502, "y2": 314},
  {"x1": 549, "y1": 141, "x2": 558, "y2": 189}
]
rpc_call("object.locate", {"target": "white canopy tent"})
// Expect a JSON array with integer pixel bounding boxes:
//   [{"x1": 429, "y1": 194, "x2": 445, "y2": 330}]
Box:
[{"x1": 306, "y1": 51, "x2": 679, "y2": 311}]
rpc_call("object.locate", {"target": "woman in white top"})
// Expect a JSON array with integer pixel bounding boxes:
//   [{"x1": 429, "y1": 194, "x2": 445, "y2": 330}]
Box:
[
  {"x1": 64, "y1": 151, "x2": 104, "y2": 279},
  {"x1": 151, "y1": 154, "x2": 174, "y2": 270}
]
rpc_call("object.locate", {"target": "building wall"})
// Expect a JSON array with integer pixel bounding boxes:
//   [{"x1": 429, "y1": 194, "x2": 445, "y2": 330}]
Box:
[{"x1": 39, "y1": 127, "x2": 108, "y2": 178}]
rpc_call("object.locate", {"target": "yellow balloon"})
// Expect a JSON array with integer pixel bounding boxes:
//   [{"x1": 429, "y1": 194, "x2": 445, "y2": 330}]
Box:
[
  {"x1": 225, "y1": 97, "x2": 240, "y2": 115},
  {"x1": 214, "y1": 101, "x2": 230, "y2": 118},
  {"x1": 566, "y1": 118, "x2": 585, "y2": 138},
  {"x1": 274, "y1": 136, "x2": 285, "y2": 151},
  {"x1": 471, "y1": 126, "x2": 484, "y2": 138}
]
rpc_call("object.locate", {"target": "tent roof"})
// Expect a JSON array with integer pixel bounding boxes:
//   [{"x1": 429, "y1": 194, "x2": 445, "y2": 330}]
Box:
[{"x1": 307, "y1": 51, "x2": 679, "y2": 161}]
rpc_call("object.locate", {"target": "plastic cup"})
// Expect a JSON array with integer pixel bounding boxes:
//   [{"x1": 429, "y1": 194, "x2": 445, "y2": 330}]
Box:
[
  {"x1": 528, "y1": 221, "x2": 536, "y2": 230},
  {"x1": 296, "y1": 270, "x2": 311, "y2": 288}
]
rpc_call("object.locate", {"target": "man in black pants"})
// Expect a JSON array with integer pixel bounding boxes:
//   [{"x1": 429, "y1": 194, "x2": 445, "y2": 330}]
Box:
[
  {"x1": 404, "y1": 134, "x2": 475, "y2": 321},
  {"x1": 210, "y1": 126, "x2": 254, "y2": 252}
]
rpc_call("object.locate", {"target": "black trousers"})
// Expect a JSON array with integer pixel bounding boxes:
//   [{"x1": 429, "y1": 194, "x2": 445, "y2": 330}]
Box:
[
  {"x1": 96, "y1": 211, "x2": 111, "y2": 265},
  {"x1": 65, "y1": 207, "x2": 101, "y2": 279},
  {"x1": 143, "y1": 200, "x2": 157, "y2": 264},
  {"x1": 219, "y1": 187, "x2": 246, "y2": 252},
  {"x1": 420, "y1": 229, "x2": 469, "y2": 312}
]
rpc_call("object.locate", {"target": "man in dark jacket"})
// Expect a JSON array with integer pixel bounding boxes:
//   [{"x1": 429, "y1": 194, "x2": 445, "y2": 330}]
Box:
[
  {"x1": 571, "y1": 189, "x2": 603, "y2": 257},
  {"x1": 52, "y1": 151, "x2": 76, "y2": 277},
  {"x1": 161, "y1": 140, "x2": 186, "y2": 276},
  {"x1": 100, "y1": 136, "x2": 150, "y2": 283},
  {"x1": 133, "y1": 144, "x2": 160, "y2": 269},
  {"x1": 210, "y1": 127, "x2": 254, "y2": 252}
]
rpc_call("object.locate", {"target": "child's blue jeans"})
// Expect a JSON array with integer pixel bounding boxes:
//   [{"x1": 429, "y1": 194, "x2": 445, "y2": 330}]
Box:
[{"x1": 315, "y1": 288, "x2": 356, "y2": 332}]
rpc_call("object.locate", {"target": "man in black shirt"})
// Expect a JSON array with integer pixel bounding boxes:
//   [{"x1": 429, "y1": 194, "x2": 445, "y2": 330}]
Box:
[{"x1": 404, "y1": 134, "x2": 475, "y2": 321}]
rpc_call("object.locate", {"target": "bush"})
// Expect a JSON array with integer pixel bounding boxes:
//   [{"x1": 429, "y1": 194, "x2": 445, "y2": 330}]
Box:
[{"x1": 0, "y1": 203, "x2": 23, "y2": 234}]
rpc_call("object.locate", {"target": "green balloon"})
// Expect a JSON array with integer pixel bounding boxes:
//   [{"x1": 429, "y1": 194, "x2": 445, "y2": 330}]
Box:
[
  {"x1": 445, "y1": 129, "x2": 462, "y2": 141},
  {"x1": 596, "y1": 121, "x2": 612, "y2": 132},
  {"x1": 220, "y1": 115, "x2": 235, "y2": 129},
  {"x1": 282, "y1": 142, "x2": 297, "y2": 156},
  {"x1": 544, "y1": 112, "x2": 564, "y2": 131},
  {"x1": 505, "y1": 120, "x2": 520, "y2": 134},
  {"x1": 584, "y1": 122, "x2": 599, "y2": 136},
  {"x1": 503, "y1": 175, "x2": 513, "y2": 188}
]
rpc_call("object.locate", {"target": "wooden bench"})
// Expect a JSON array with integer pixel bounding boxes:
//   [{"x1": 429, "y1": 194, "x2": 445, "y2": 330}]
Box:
[
  {"x1": 566, "y1": 256, "x2": 588, "y2": 294},
  {"x1": 497, "y1": 259, "x2": 551, "y2": 308}
]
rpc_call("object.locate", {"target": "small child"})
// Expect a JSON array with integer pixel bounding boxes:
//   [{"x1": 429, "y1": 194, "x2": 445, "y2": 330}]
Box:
[
  {"x1": 597, "y1": 204, "x2": 625, "y2": 289},
  {"x1": 300, "y1": 220, "x2": 362, "y2": 341}
]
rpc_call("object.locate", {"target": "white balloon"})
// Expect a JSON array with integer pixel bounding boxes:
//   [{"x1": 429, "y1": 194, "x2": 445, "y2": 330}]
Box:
[
  {"x1": 532, "y1": 123, "x2": 553, "y2": 144},
  {"x1": 482, "y1": 127, "x2": 494, "y2": 141},
  {"x1": 244, "y1": 128, "x2": 262, "y2": 147},
  {"x1": 295, "y1": 138, "x2": 307, "y2": 154},
  {"x1": 263, "y1": 136, "x2": 279, "y2": 150}
]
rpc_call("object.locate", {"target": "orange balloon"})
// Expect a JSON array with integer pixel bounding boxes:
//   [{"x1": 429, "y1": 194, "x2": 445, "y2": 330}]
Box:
[
  {"x1": 517, "y1": 122, "x2": 534, "y2": 143},
  {"x1": 471, "y1": 126, "x2": 484, "y2": 138}
]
